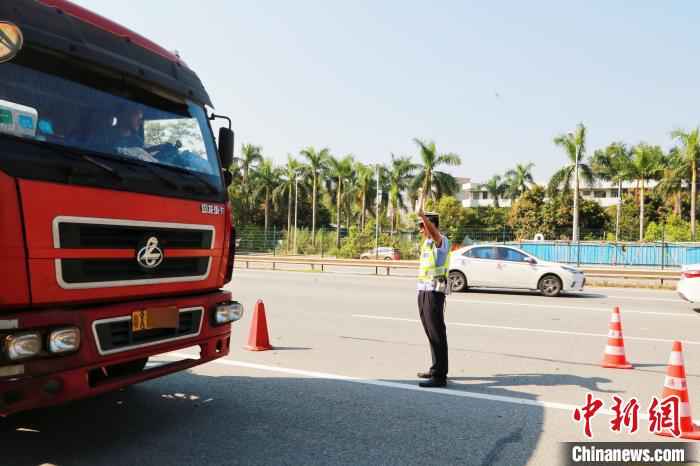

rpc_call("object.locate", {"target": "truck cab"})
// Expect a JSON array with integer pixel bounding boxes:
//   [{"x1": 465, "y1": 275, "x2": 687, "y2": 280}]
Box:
[{"x1": 0, "y1": 0, "x2": 241, "y2": 415}]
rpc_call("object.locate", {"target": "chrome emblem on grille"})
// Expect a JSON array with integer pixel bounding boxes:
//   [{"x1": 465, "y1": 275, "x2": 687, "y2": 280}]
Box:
[{"x1": 136, "y1": 237, "x2": 164, "y2": 269}]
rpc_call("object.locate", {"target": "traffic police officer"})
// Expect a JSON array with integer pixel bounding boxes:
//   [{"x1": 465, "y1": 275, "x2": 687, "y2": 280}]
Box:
[{"x1": 416, "y1": 211, "x2": 450, "y2": 388}]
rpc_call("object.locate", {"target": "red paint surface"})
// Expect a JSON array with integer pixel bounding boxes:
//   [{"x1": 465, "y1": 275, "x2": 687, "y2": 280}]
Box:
[
  {"x1": 0, "y1": 171, "x2": 30, "y2": 308},
  {"x1": 18, "y1": 179, "x2": 226, "y2": 306},
  {"x1": 38, "y1": 0, "x2": 182, "y2": 64},
  {"x1": 0, "y1": 289, "x2": 232, "y2": 416}
]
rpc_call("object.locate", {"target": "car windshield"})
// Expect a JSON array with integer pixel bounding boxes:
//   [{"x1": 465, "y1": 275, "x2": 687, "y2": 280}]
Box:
[{"x1": 0, "y1": 61, "x2": 221, "y2": 179}]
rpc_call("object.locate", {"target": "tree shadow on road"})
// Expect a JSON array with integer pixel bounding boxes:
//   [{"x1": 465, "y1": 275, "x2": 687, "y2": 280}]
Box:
[
  {"x1": 0, "y1": 368, "x2": 546, "y2": 466},
  {"x1": 447, "y1": 372, "x2": 619, "y2": 394}
]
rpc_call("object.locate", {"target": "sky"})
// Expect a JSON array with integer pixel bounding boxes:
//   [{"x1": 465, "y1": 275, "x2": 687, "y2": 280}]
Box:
[{"x1": 76, "y1": 1, "x2": 700, "y2": 183}]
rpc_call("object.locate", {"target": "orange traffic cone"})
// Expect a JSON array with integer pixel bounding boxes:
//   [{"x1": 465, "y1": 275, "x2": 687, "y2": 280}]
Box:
[
  {"x1": 245, "y1": 300, "x2": 272, "y2": 351},
  {"x1": 601, "y1": 306, "x2": 633, "y2": 369},
  {"x1": 656, "y1": 341, "x2": 700, "y2": 440}
]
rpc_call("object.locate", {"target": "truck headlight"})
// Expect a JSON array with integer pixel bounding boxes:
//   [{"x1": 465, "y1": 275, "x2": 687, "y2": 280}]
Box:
[
  {"x1": 4, "y1": 332, "x2": 42, "y2": 361},
  {"x1": 48, "y1": 327, "x2": 81, "y2": 354},
  {"x1": 215, "y1": 301, "x2": 244, "y2": 324}
]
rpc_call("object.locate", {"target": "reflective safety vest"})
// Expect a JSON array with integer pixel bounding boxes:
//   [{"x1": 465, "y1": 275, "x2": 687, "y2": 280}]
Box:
[{"x1": 418, "y1": 238, "x2": 449, "y2": 283}]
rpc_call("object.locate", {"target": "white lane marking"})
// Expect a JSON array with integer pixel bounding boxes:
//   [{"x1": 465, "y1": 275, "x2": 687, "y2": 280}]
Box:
[
  {"x1": 450, "y1": 299, "x2": 691, "y2": 317},
  {"x1": 351, "y1": 314, "x2": 700, "y2": 345},
  {"x1": 605, "y1": 295, "x2": 682, "y2": 303},
  {"x1": 167, "y1": 352, "x2": 624, "y2": 418}
]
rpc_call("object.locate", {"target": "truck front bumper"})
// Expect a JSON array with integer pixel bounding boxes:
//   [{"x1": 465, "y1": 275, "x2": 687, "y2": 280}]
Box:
[{"x1": 0, "y1": 289, "x2": 237, "y2": 416}]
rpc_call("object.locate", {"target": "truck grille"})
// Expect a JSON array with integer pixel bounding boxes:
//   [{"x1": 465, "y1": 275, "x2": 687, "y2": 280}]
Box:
[
  {"x1": 53, "y1": 217, "x2": 215, "y2": 289},
  {"x1": 57, "y1": 222, "x2": 213, "y2": 249},
  {"x1": 93, "y1": 307, "x2": 203, "y2": 355},
  {"x1": 60, "y1": 258, "x2": 210, "y2": 284}
]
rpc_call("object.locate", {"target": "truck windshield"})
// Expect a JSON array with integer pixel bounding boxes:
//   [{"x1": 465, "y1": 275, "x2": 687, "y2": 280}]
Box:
[{"x1": 0, "y1": 61, "x2": 221, "y2": 182}]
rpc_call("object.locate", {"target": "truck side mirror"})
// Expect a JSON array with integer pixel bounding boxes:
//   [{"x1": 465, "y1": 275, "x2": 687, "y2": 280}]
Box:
[{"x1": 218, "y1": 127, "x2": 234, "y2": 170}]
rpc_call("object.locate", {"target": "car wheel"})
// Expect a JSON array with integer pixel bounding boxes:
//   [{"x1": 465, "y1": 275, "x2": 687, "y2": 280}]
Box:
[
  {"x1": 384, "y1": 257, "x2": 392, "y2": 261},
  {"x1": 539, "y1": 275, "x2": 562, "y2": 297},
  {"x1": 449, "y1": 271, "x2": 467, "y2": 292}
]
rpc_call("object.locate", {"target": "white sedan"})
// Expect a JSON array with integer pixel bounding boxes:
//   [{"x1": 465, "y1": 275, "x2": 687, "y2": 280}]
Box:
[
  {"x1": 677, "y1": 264, "x2": 700, "y2": 303},
  {"x1": 448, "y1": 244, "x2": 585, "y2": 297}
]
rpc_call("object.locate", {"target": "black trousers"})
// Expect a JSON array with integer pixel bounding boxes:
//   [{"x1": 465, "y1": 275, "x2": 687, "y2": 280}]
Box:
[{"x1": 418, "y1": 290, "x2": 448, "y2": 379}]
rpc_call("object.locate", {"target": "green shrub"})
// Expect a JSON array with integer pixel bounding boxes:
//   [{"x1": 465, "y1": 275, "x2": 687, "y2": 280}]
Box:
[{"x1": 644, "y1": 214, "x2": 692, "y2": 242}]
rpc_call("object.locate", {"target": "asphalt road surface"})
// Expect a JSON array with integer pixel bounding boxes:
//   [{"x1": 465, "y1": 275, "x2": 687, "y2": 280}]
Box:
[{"x1": 2, "y1": 269, "x2": 699, "y2": 466}]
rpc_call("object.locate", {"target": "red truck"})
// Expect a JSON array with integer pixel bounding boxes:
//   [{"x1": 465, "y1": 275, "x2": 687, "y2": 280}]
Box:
[{"x1": 0, "y1": 0, "x2": 241, "y2": 415}]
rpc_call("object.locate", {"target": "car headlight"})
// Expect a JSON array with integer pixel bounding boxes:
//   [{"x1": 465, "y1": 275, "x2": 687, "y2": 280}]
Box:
[
  {"x1": 4, "y1": 332, "x2": 42, "y2": 361},
  {"x1": 561, "y1": 266, "x2": 580, "y2": 274},
  {"x1": 215, "y1": 301, "x2": 244, "y2": 324},
  {"x1": 48, "y1": 327, "x2": 81, "y2": 354}
]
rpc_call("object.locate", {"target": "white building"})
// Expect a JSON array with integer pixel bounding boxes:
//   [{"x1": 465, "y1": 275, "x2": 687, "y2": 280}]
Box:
[{"x1": 458, "y1": 178, "x2": 657, "y2": 209}]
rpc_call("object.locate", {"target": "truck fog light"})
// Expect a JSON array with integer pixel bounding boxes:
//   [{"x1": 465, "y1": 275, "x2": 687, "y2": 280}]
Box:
[
  {"x1": 215, "y1": 301, "x2": 244, "y2": 324},
  {"x1": 5, "y1": 333, "x2": 42, "y2": 361},
  {"x1": 48, "y1": 327, "x2": 81, "y2": 354}
]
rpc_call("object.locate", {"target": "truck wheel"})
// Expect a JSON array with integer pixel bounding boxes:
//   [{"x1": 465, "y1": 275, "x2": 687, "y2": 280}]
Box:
[
  {"x1": 449, "y1": 271, "x2": 467, "y2": 292},
  {"x1": 539, "y1": 275, "x2": 562, "y2": 297},
  {"x1": 106, "y1": 357, "x2": 148, "y2": 377}
]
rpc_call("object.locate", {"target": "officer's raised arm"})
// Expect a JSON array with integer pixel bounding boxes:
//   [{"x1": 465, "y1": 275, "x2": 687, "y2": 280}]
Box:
[{"x1": 418, "y1": 211, "x2": 442, "y2": 247}]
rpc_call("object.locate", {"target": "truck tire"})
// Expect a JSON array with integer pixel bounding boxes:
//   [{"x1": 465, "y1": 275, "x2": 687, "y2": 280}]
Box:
[
  {"x1": 449, "y1": 271, "x2": 467, "y2": 292},
  {"x1": 539, "y1": 274, "x2": 562, "y2": 297},
  {"x1": 106, "y1": 357, "x2": 148, "y2": 378}
]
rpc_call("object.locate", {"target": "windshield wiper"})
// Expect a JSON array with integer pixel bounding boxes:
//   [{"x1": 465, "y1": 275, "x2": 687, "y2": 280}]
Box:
[
  {"x1": 82, "y1": 153, "x2": 181, "y2": 192},
  {"x1": 138, "y1": 162, "x2": 181, "y2": 191},
  {"x1": 79, "y1": 155, "x2": 124, "y2": 183},
  {"x1": 151, "y1": 163, "x2": 220, "y2": 195}
]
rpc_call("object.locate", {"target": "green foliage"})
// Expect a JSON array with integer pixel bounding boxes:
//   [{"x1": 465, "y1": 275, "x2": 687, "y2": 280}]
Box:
[
  {"x1": 332, "y1": 220, "x2": 419, "y2": 259},
  {"x1": 279, "y1": 228, "x2": 336, "y2": 255},
  {"x1": 507, "y1": 186, "x2": 547, "y2": 239},
  {"x1": 508, "y1": 187, "x2": 608, "y2": 240},
  {"x1": 644, "y1": 214, "x2": 693, "y2": 242},
  {"x1": 429, "y1": 196, "x2": 470, "y2": 244},
  {"x1": 607, "y1": 192, "x2": 666, "y2": 241}
]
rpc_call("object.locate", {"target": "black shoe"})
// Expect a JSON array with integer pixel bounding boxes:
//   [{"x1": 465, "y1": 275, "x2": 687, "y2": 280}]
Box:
[
  {"x1": 417, "y1": 371, "x2": 433, "y2": 379},
  {"x1": 419, "y1": 377, "x2": 447, "y2": 388}
]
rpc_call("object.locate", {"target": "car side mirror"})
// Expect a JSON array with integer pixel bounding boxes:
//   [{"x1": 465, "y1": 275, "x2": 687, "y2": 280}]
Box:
[
  {"x1": 218, "y1": 127, "x2": 234, "y2": 170},
  {"x1": 526, "y1": 257, "x2": 537, "y2": 265}
]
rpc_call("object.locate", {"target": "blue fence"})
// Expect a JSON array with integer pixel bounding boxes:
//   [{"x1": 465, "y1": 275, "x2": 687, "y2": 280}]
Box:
[{"x1": 514, "y1": 241, "x2": 700, "y2": 268}]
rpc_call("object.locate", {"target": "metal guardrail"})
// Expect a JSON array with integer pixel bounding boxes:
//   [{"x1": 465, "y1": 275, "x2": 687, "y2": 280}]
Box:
[
  {"x1": 234, "y1": 255, "x2": 681, "y2": 284},
  {"x1": 235, "y1": 255, "x2": 415, "y2": 276}
]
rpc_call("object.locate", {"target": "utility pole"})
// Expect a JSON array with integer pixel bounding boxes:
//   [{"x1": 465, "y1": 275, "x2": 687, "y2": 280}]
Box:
[
  {"x1": 293, "y1": 175, "x2": 299, "y2": 255},
  {"x1": 572, "y1": 133, "x2": 580, "y2": 242},
  {"x1": 375, "y1": 164, "x2": 381, "y2": 259}
]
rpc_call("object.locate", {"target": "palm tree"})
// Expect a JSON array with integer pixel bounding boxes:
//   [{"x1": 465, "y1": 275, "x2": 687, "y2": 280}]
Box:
[
  {"x1": 505, "y1": 163, "x2": 535, "y2": 200},
  {"x1": 354, "y1": 162, "x2": 374, "y2": 229},
  {"x1": 235, "y1": 143, "x2": 264, "y2": 215},
  {"x1": 482, "y1": 175, "x2": 507, "y2": 208},
  {"x1": 325, "y1": 154, "x2": 355, "y2": 248},
  {"x1": 273, "y1": 156, "x2": 304, "y2": 251},
  {"x1": 551, "y1": 123, "x2": 593, "y2": 241},
  {"x1": 655, "y1": 148, "x2": 687, "y2": 217},
  {"x1": 387, "y1": 155, "x2": 419, "y2": 235},
  {"x1": 591, "y1": 142, "x2": 633, "y2": 242},
  {"x1": 412, "y1": 138, "x2": 461, "y2": 211},
  {"x1": 236, "y1": 143, "x2": 263, "y2": 186},
  {"x1": 300, "y1": 146, "x2": 330, "y2": 243},
  {"x1": 629, "y1": 144, "x2": 664, "y2": 240},
  {"x1": 671, "y1": 128, "x2": 700, "y2": 239},
  {"x1": 251, "y1": 158, "x2": 281, "y2": 237}
]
